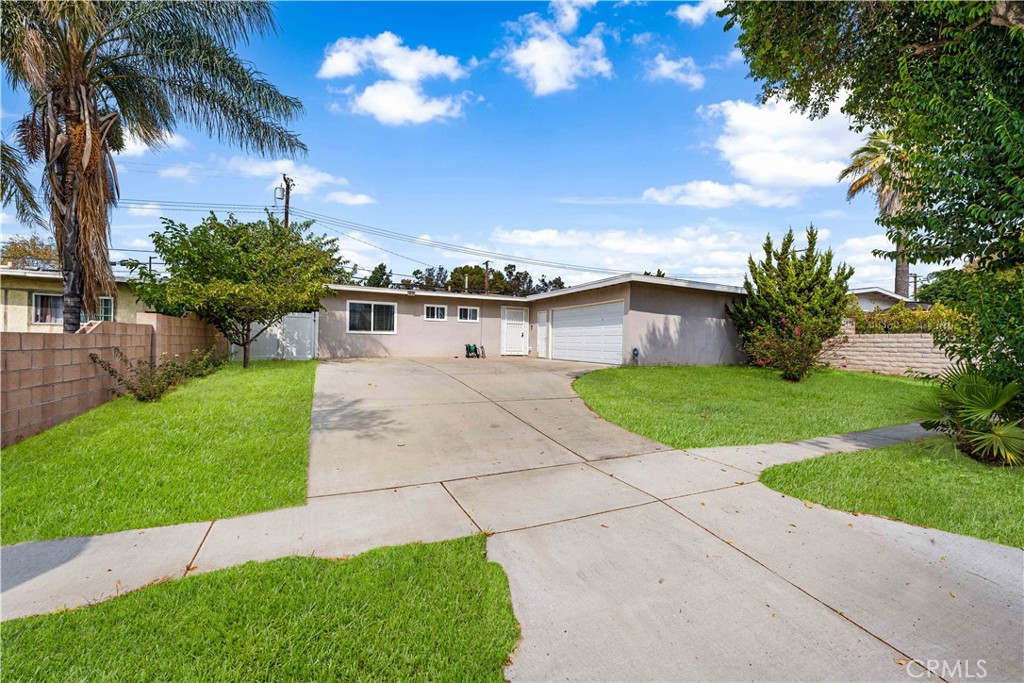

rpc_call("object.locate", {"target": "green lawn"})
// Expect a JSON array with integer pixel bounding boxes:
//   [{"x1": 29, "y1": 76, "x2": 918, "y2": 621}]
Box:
[
  {"x1": 1, "y1": 536, "x2": 519, "y2": 682},
  {"x1": 573, "y1": 366, "x2": 933, "y2": 449},
  {"x1": 760, "y1": 440, "x2": 1024, "y2": 547},
  {"x1": 1, "y1": 360, "x2": 316, "y2": 545}
]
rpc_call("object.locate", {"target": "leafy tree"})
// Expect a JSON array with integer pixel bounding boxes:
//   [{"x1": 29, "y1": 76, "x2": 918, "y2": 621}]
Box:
[
  {"x1": 917, "y1": 268, "x2": 971, "y2": 306},
  {"x1": 728, "y1": 227, "x2": 853, "y2": 381},
  {"x1": 130, "y1": 214, "x2": 341, "y2": 368},
  {"x1": 503, "y1": 264, "x2": 534, "y2": 297},
  {"x1": 534, "y1": 274, "x2": 566, "y2": 293},
  {"x1": 364, "y1": 262, "x2": 392, "y2": 288},
  {"x1": 409, "y1": 265, "x2": 450, "y2": 290},
  {"x1": 449, "y1": 264, "x2": 506, "y2": 293},
  {"x1": 721, "y1": 1, "x2": 1024, "y2": 270},
  {"x1": 1, "y1": 1, "x2": 305, "y2": 332},
  {"x1": 1, "y1": 233, "x2": 58, "y2": 269},
  {"x1": 838, "y1": 130, "x2": 910, "y2": 296},
  {"x1": 644, "y1": 269, "x2": 667, "y2": 277}
]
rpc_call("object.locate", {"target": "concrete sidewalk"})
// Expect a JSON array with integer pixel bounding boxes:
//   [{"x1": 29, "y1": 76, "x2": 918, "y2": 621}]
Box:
[{"x1": 2, "y1": 358, "x2": 1020, "y2": 682}]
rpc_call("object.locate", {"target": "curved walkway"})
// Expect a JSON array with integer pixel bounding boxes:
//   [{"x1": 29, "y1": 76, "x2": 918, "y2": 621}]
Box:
[{"x1": 2, "y1": 358, "x2": 1021, "y2": 681}]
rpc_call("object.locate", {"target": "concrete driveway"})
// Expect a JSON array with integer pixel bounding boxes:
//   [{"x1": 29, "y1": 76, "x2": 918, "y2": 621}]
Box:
[
  {"x1": 308, "y1": 358, "x2": 1023, "y2": 682},
  {"x1": 3, "y1": 357, "x2": 1020, "y2": 681}
]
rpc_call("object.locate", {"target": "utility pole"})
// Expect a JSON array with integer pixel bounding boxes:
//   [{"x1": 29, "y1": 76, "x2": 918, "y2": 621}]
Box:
[
  {"x1": 911, "y1": 272, "x2": 920, "y2": 299},
  {"x1": 281, "y1": 174, "x2": 295, "y2": 229},
  {"x1": 483, "y1": 260, "x2": 491, "y2": 294}
]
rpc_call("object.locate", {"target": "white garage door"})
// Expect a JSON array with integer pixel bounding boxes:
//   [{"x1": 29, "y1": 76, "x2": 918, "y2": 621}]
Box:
[{"x1": 551, "y1": 301, "x2": 623, "y2": 364}]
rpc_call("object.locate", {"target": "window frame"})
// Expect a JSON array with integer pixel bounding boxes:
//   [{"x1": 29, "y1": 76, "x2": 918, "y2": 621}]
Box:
[
  {"x1": 95, "y1": 296, "x2": 114, "y2": 322},
  {"x1": 346, "y1": 300, "x2": 398, "y2": 335},
  {"x1": 423, "y1": 304, "x2": 448, "y2": 322},
  {"x1": 31, "y1": 292, "x2": 64, "y2": 325},
  {"x1": 457, "y1": 306, "x2": 480, "y2": 323}
]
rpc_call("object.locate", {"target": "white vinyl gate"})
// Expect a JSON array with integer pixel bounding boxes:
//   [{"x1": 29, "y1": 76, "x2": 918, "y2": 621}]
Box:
[
  {"x1": 551, "y1": 301, "x2": 624, "y2": 364},
  {"x1": 231, "y1": 312, "x2": 319, "y2": 361}
]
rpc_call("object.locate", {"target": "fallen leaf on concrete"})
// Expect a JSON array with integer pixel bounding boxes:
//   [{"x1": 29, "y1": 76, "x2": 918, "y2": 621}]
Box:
[
  {"x1": 397, "y1": 443, "x2": 406, "y2": 447},
  {"x1": 940, "y1": 556, "x2": 946, "y2": 561},
  {"x1": 658, "y1": 578, "x2": 665, "y2": 584},
  {"x1": 803, "y1": 502, "x2": 813, "y2": 509},
  {"x1": 894, "y1": 659, "x2": 909, "y2": 666},
  {"x1": 949, "y1": 592, "x2": 955, "y2": 598},
  {"x1": 848, "y1": 523, "x2": 853, "y2": 527}
]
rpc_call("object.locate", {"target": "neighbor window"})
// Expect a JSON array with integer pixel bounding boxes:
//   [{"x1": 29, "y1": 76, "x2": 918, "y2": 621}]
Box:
[
  {"x1": 90, "y1": 297, "x2": 114, "y2": 322},
  {"x1": 34, "y1": 294, "x2": 114, "y2": 324},
  {"x1": 457, "y1": 306, "x2": 479, "y2": 322},
  {"x1": 348, "y1": 301, "x2": 396, "y2": 333},
  {"x1": 424, "y1": 305, "x2": 447, "y2": 321}
]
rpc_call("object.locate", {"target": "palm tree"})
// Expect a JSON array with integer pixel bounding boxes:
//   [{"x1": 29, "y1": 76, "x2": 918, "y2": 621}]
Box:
[
  {"x1": 838, "y1": 129, "x2": 910, "y2": 298},
  {"x1": 1, "y1": 1, "x2": 305, "y2": 331}
]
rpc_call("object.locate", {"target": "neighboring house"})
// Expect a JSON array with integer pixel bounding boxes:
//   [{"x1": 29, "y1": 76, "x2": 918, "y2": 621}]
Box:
[
  {"x1": 851, "y1": 287, "x2": 912, "y2": 312},
  {"x1": 0, "y1": 269, "x2": 143, "y2": 332},
  {"x1": 320, "y1": 273, "x2": 745, "y2": 366}
]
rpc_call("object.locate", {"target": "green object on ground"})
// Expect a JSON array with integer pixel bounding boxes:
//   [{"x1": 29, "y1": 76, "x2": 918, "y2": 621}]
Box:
[
  {"x1": 574, "y1": 365, "x2": 933, "y2": 449},
  {"x1": 1, "y1": 536, "x2": 520, "y2": 682},
  {"x1": 760, "y1": 440, "x2": 1024, "y2": 548},
  {"x1": 1, "y1": 360, "x2": 316, "y2": 544}
]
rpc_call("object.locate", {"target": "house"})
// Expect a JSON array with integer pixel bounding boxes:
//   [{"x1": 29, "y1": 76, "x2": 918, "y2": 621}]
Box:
[
  {"x1": 0, "y1": 268, "x2": 143, "y2": 332},
  {"x1": 850, "y1": 287, "x2": 911, "y2": 312},
  {"x1": 319, "y1": 273, "x2": 746, "y2": 366}
]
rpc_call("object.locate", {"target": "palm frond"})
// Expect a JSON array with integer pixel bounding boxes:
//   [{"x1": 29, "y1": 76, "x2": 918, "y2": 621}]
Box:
[{"x1": 1, "y1": 139, "x2": 44, "y2": 227}]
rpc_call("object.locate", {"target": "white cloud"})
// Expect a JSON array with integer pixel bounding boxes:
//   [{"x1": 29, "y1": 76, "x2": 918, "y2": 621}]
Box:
[
  {"x1": 324, "y1": 191, "x2": 377, "y2": 206},
  {"x1": 551, "y1": 0, "x2": 598, "y2": 33},
  {"x1": 319, "y1": 32, "x2": 473, "y2": 125},
  {"x1": 641, "y1": 181, "x2": 797, "y2": 208},
  {"x1": 350, "y1": 80, "x2": 467, "y2": 126},
  {"x1": 128, "y1": 237, "x2": 153, "y2": 249},
  {"x1": 159, "y1": 163, "x2": 200, "y2": 183},
  {"x1": 700, "y1": 98, "x2": 860, "y2": 188},
  {"x1": 671, "y1": 0, "x2": 725, "y2": 26},
  {"x1": 126, "y1": 203, "x2": 161, "y2": 217},
  {"x1": 646, "y1": 53, "x2": 704, "y2": 90},
  {"x1": 318, "y1": 32, "x2": 467, "y2": 82},
  {"x1": 501, "y1": 4, "x2": 612, "y2": 96},
  {"x1": 222, "y1": 158, "x2": 348, "y2": 196},
  {"x1": 115, "y1": 132, "x2": 188, "y2": 157}
]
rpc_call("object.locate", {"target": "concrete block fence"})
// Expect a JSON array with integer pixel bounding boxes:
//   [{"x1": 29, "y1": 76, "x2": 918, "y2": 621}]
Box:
[
  {"x1": 832, "y1": 333, "x2": 952, "y2": 377},
  {"x1": 1, "y1": 314, "x2": 225, "y2": 447}
]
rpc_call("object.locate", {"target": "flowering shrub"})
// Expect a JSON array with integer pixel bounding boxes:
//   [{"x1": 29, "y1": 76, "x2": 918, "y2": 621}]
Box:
[{"x1": 744, "y1": 316, "x2": 847, "y2": 382}]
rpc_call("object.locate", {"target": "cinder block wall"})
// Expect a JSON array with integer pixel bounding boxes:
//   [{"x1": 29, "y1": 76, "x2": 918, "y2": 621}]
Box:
[
  {"x1": 833, "y1": 333, "x2": 951, "y2": 377},
  {"x1": 136, "y1": 312, "x2": 228, "y2": 361},
  {"x1": 1, "y1": 314, "x2": 226, "y2": 447}
]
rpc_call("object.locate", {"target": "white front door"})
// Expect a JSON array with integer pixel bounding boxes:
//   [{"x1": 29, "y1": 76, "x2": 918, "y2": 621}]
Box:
[
  {"x1": 536, "y1": 310, "x2": 549, "y2": 358},
  {"x1": 501, "y1": 306, "x2": 528, "y2": 356}
]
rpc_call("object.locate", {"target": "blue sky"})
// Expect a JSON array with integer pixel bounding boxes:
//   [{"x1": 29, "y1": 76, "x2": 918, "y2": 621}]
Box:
[{"x1": 1, "y1": 0, "x2": 932, "y2": 290}]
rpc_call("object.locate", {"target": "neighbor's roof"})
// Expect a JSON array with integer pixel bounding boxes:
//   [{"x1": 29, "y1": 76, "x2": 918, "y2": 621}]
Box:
[
  {"x1": 0, "y1": 268, "x2": 131, "y2": 284},
  {"x1": 850, "y1": 287, "x2": 910, "y2": 301},
  {"x1": 327, "y1": 273, "x2": 745, "y2": 303}
]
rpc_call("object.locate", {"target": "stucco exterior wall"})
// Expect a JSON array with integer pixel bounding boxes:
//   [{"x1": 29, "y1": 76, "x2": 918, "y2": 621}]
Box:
[
  {"x1": 319, "y1": 290, "x2": 523, "y2": 358},
  {"x1": 0, "y1": 274, "x2": 142, "y2": 332},
  {"x1": 624, "y1": 283, "x2": 744, "y2": 366},
  {"x1": 854, "y1": 292, "x2": 902, "y2": 312},
  {"x1": 529, "y1": 283, "x2": 630, "y2": 361}
]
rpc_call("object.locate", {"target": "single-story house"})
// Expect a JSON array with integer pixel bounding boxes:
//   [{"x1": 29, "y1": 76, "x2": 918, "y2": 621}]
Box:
[
  {"x1": 0, "y1": 268, "x2": 143, "y2": 333},
  {"x1": 850, "y1": 287, "x2": 911, "y2": 312},
  {"x1": 319, "y1": 273, "x2": 746, "y2": 366}
]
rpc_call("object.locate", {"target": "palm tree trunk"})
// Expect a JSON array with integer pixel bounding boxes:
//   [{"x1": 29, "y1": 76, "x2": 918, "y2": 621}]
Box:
[
  {"x1": 61, "y1": 216, "x2": 85, "y2": 333},
  {"x1": 894, "y1": 256, "x2": 910, "y2": 298}
]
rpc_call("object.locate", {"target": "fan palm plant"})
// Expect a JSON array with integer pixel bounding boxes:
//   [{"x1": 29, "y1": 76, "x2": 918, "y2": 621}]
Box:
[
  {"x1": 838, "y1": 130, "x2": 910, "y2": 298},
  {"x1": 1, "y1": 1, "x2": 305, "y2": 331},
  {"x1": 918, "y1": 363, "x2": 1024, "y2": 466}
]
